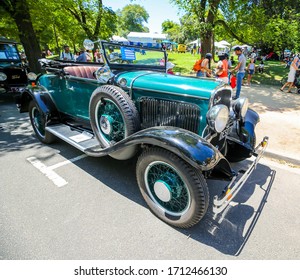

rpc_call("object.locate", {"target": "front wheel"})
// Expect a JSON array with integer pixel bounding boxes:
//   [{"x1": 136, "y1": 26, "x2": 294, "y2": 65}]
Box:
[
  {"x1": 136, "y1": 148, "x2": 209, "y2": 228},
  {"x1": 28, "y1": 100, "x2": 55, "y2": 144}
]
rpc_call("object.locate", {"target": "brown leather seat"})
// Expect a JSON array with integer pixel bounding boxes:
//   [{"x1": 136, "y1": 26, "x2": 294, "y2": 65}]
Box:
[{"x1": 64, "y1": 66, "x2": 99, "y2": 80}]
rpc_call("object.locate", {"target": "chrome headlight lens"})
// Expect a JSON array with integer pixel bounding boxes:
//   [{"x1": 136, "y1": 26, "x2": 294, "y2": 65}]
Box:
[
  {"x1": 0, "y1": 72, "x2": 7, "y2": 81},
  {"x1": 233, "y1": 97, "x2": 249, "y2": 119},
  {"x1": 27, "y1": 72, "x2": 37, "y2": 81},
  {"x1": 206, "y1": 104, "x2": 229, "y2": 133}
]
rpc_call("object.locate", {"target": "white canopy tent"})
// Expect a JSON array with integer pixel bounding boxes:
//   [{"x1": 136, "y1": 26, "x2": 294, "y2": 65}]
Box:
[
  {"x1": 214, "y1": 42, "x2": 227, "y2": 49},
  {"x1": 187, "y1": 39, "x2": 201, "y2": 46},
  {"x1": 127, "y1": 32, "x2": 167, "y2": 43},
  {"x1": 112, "y1": 35, "x2": 128, "y2": 42},
  {"x1": 218, "y1": 40, "x2": 231, "y2": 46}
]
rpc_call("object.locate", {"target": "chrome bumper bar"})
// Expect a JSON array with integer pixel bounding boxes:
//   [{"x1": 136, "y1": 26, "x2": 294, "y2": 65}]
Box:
[{"x1": 213, "y1": 136, "x2": 269, "y2": 214}]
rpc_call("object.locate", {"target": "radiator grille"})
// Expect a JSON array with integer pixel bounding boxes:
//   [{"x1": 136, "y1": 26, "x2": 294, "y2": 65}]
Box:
[{"x1": 140, "y1": 98, "x2": 200, "y2": 133}]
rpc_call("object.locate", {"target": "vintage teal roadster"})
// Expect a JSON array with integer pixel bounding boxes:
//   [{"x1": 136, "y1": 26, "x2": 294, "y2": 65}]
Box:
[{"x1": 16, "y1": 41, "x2": 268, "y2": 228}]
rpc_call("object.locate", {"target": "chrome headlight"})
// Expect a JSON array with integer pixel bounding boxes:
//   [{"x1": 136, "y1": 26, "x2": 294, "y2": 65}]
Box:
[
  {"x1": 233, "y1": 97, "x2": 249, "y2": 119},
  {"x1": 27, "y1": 72, "x2": 37, "y2": 81},
  {"x1": 0, "y1": 72, "x2": 7, "y2": 81},
  {"x1": 206, "y1": 104, "x2": 229, "y2": 133}
]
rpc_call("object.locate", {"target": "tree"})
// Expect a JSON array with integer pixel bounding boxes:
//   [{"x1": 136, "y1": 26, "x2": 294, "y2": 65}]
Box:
[
  {"x1": 162, "y1": 20, "x2": 184, "y2": 43},
  {"x1": 61, "y1": 0, "x2": 117, "y2": 42},
  {"x1": 117, "y1": 4, "x2": 149, "y2": 37},
  {"x1": 170, "y1": 0, "x2": 222, "y2": 56},
  {"x1": 0, "y1": 0, "x2": 42, "y2": 73}
]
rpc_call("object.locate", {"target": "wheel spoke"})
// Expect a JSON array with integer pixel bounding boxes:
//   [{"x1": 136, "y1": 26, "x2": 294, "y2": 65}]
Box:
[
  {"x1": 146, "y1": 162, "x2": 190, "y2": 215},
  {"x1": 97, "y1": 99, "x2": 125, "y2": 142}
]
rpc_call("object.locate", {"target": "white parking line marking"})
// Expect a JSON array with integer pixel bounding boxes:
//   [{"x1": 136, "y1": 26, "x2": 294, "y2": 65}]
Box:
[
  {"x1": 27, "y1": 157, "x2": 68, "y2": 187},
  {"x1": 48, "y1": 154, "x2": 87, "y2": 170}
]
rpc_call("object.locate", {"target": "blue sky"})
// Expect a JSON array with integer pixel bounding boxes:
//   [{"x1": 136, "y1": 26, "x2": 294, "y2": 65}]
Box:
[{"x1": 102, "y1": 0, "x2": 182, "y2": 33}]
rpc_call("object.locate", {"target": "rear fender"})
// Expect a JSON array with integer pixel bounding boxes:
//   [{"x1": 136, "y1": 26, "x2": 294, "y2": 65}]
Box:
[{"x1": 17, "y1": 85, "x2": 59, "y2": 122}]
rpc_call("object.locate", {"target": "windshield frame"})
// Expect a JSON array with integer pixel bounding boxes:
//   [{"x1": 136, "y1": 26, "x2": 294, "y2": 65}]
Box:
[{"x1": 100, "y1": 41, "x2": 167, "y2": 72}]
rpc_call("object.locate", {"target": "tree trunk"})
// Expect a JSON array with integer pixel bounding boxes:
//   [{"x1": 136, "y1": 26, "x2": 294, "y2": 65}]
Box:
[{"x1": 12, "y1": 0, "x2": 42, "y2": 73}]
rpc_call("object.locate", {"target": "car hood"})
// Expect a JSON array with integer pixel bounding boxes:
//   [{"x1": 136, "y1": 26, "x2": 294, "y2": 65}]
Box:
[{"x1": 115, "y1": 71, "x2": 222, "y2": 99}]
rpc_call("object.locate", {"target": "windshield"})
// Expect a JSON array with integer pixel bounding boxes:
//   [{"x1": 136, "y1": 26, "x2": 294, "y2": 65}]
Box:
[
  {"x1": 102, "y1": 42, "x2": 166, "y2": 69},
  {"x1": 0, "y1": 43, "x2": 21, "y2": 61}
]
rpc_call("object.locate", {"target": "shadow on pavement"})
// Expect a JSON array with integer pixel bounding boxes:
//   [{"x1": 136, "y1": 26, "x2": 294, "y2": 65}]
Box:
[
  {"x1": 64, "y1": 148, "x2": 275, "y2": 256},
  {"x1": 176, "y1": 162, "x2": 275, "y2": 256}
]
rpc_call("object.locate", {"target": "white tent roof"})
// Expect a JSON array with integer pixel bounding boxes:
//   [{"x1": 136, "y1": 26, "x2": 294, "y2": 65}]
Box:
[
  {"x1": 214, "y1": 42, "x2": 227, "y2": 48},
  {"x1": 127, "y1": 32, "x2": 167, "y2": 40},
  {"x1": 218, "y1": 40, "x2": 230, "y2": 46},
  {"x1": 112, "y1": 35, "x2": 128, "y2": 42},
  {"x1": 187, "y1": 39, "x2": 201, "y2": 45}
]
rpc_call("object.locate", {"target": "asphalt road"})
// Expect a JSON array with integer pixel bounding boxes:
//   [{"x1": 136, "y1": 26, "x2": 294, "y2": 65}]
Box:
[{"x1": 0, "y1": 96, "x2": 299, "y2": 260}]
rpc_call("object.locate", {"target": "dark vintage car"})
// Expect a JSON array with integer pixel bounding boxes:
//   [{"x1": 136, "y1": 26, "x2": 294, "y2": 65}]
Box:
[
  {"x1": 16, "y1": 40, "x2": 268, "y2": 228},
  {"x1": 0, "y1": 37, "x2": 33, "y2": 95}
]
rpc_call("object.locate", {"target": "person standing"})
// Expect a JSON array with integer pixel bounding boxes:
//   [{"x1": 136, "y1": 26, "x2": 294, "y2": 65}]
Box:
[
  {"x1": 76, "y1": 48, "x2": 87, "y2": 62},
  {"x1": 216, "y1": 52, "x2": 229, "y2": 83},
  {"x1": 246, "y1": 58, "x2": 255, "y2": 86},
  {"x1": 193, "y1": 53, "x2": 212, "y2": 77},
  {"x1": 60, "y1": 45, "x2": 74, "y2": 61},
  {"x1": 280, "y1": 56, "x2": 299, "y2": 93},
  {"x1": 233, "y1": 46, "x2": 246, "y2": 99}
]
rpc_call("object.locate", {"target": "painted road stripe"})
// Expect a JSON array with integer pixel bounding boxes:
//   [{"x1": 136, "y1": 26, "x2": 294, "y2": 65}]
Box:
[
  {"x1": 27, "y1": 157, "x2": 68, "y2": 187},
  {"x1": 48, "y1": 154, "x2": 87, "y2": 170}
]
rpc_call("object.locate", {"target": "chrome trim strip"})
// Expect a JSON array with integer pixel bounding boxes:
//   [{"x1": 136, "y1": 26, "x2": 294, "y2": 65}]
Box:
[{"x1": 133, "y1": 86, "x2": 210, "y2": 100}]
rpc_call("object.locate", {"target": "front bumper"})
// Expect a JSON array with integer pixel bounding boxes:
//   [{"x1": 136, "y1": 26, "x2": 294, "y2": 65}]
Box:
[{"x1": 213, "y1": 136, "x2": 269, "y2": 214}]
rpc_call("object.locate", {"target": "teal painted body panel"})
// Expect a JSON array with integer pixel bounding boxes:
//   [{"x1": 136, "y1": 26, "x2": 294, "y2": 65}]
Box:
[
  {"x1": 116, "y1": 71, "x2": 221, "y2": 99},
  {"x1": 38, "y1": 75, "x2": 100, "y2": 119},
  {"x1": 116, "y1": 71, "x2": 221, "y2": 134}
]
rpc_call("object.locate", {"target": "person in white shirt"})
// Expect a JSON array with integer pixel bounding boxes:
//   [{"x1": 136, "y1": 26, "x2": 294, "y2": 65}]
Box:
[{"x1": 60, "y1": 45, "x2": 74, "y2": 61}]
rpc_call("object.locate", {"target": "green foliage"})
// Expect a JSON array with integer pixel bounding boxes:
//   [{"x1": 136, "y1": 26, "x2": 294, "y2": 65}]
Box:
[
  {"x1": 162, "y1": 20, "x2": 185, "y2": 43},
  {"x1": 117, "y1": 4, "x2": 149, "y2": 37}
]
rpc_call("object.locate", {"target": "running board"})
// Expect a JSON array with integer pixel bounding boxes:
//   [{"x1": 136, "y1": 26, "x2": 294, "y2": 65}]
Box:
[{"x1": 46, "y1": 124, "x2": 101, "y2": 153}]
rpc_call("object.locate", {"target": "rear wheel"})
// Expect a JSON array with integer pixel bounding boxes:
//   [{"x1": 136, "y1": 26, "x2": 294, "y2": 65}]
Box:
[
  {"x1": 28, "y1": 100, "x2": 55, "y2": 144},
  {"x1": 136, "y1": 148, "x2": 209, "y2": 228}
]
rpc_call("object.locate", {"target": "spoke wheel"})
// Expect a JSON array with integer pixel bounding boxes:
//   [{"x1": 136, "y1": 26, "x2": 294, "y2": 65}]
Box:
[
  {"x1": 136, "y1": 147, "x2": 209, "y2": 228},
  {"x1": 90, "y1": 85, "x2": 140, "y2": 160},
  {"x1": 28, "y1": 100, "x2": 55, "y2": 144}
]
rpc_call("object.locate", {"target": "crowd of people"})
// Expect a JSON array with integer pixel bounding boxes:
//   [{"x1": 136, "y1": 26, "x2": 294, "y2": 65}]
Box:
[
  {"x1": 59, "y1": 45, "x2": 104, "y2": 63},
  {"x1": 55, "y1": 42, "x2": 299, "y2": 97}
]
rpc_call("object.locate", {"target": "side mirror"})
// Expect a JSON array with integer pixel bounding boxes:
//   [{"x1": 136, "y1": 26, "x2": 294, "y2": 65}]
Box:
[{"x1": 83, "y1": 39, "x2": 94, "y2": 50}]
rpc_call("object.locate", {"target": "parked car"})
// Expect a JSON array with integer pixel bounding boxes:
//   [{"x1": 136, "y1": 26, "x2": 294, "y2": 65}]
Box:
[
  {"x1": 0, "y1": 37, "x2": 33, "y2": 95},
  {"x1": 16, "y1": 40, "x2": 268, "y2": 228},
  {"x1": 177, "y1": 44, "x2": 187, "y2": 53}
]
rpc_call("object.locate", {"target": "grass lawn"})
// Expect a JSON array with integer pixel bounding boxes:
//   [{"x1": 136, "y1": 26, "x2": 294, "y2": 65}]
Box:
[{"x1": 167, "y1": 51, "x2": 288, "y2": 86}]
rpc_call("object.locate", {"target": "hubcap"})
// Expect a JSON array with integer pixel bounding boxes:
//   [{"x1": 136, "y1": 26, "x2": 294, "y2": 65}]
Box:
[
  {"x1": 153, "y1": 180, "x2": 172, "y2": 202},
  {"x1": 100, "y1": 115, "x2": 113, "y2": 135},
  {"x1": 95, "y1": 99, "x2": 126, "y2": 143},
  {"x1": 145, "y1": 161, "x2": 191, "y2": 216}
]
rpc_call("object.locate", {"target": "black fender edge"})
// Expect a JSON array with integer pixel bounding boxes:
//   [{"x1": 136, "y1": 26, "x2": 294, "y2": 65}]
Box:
[{"x1": 85, "y1": 126, "x2": 233, "y2": 177}]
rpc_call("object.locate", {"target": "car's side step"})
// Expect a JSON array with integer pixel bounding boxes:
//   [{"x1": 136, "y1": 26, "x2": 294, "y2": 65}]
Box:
[{"x1": 46, "y1": 124, "x2": 101, "y2": 153}]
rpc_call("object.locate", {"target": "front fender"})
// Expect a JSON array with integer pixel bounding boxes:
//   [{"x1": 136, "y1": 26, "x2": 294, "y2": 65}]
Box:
[{"x1": 85, "y1": 126, "x2": 233, "y2": 176}]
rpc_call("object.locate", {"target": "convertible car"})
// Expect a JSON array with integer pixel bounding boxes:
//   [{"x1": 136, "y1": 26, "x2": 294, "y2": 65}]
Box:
[{"x1": 16, "y1": 40, "x2": 268, "y2": 228}]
